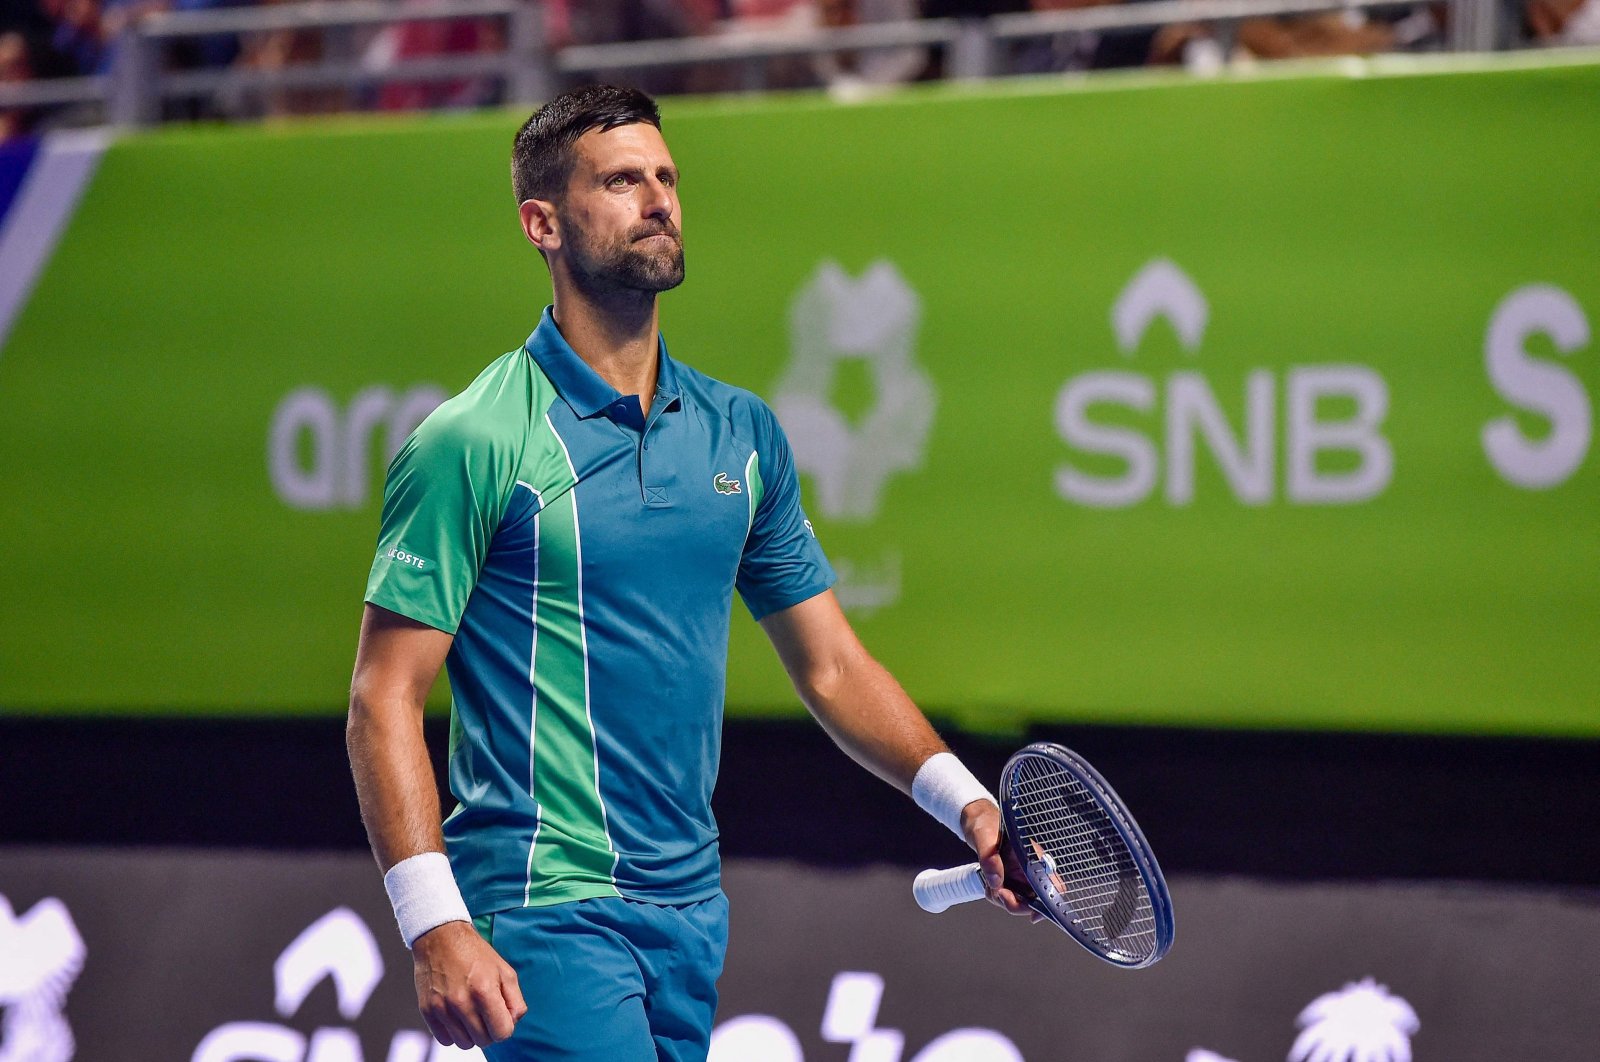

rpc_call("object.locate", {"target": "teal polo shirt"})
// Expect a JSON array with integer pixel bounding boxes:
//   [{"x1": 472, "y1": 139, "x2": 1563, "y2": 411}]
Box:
[{"x1": 365, "y1": 307, "x2": 834, "y2": 914}]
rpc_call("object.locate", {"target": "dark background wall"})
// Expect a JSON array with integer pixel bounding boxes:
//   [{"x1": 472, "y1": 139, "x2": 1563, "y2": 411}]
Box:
[{"x1": 7, "y1": 715, "x2": 1597, "y2": 888}]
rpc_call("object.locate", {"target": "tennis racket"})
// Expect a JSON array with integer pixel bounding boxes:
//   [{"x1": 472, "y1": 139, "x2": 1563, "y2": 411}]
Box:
[{"x1": 912, "y1": 742, "x2": 1174, "y2": 969}]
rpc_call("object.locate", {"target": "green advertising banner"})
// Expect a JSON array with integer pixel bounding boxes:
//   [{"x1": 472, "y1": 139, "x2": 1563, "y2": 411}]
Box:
[{"x1": 1, "y1": 55, "x2": 1596, "y2": 733}]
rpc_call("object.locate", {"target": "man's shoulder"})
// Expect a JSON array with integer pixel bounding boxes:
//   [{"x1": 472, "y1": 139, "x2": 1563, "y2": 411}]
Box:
[
  {"x1": 407, "y1": 348, "x2": 542, "y2": 457},
  {"x1": 672, "y1": 360, "x2": 781, "y2": 441}
]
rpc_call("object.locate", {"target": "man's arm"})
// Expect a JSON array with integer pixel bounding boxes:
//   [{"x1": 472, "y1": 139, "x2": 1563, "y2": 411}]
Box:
[
  {"x1": 348, "y1": 604, "x2": 528, "y2": 1048},
  {"x1": 759, "y1": 590, "x2": 1034, "y2": 918}
]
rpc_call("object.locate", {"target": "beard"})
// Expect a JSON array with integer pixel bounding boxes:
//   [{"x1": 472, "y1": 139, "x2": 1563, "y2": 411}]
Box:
[{"x1": 564, "y1": 217, "x2": 686, "y2": 295}]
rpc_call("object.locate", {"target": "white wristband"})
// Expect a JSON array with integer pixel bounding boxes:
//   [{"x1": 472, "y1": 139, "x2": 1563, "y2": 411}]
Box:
[
  {"x1": 383, "y1": 851, "x2": 472, "y2": 949},
  {"x1": 912, "y1": 752, "x2": 996, "y2": 839}
]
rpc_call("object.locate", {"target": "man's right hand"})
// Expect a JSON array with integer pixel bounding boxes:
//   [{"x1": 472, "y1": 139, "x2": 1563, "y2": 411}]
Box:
[
  {"x1": 960, "y1": 799, "x2": 1042, "y2": 923},
  {"x1": 412, "y1": 920, "x2": 527, "y2": 1049}
]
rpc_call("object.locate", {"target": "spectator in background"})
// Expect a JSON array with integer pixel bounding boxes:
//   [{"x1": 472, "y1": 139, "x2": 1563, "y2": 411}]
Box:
[
  {"x1": 1150, "y1": 6, "x2": 1441, "y2": 69},
  {"x1": 711, "y1": 0, "x2": 926, "y2": 96},
  {"x1": 919, "y1": 0, "x2": 1024, "y2": 80},
  {"x1": 561, "y1": 0, "x2": 716, "y2": 95},
  {"x1": 167, "y1": 0, "x2": 249, "y2": 77},
  {"x1": 1526, "y1": 0, "x2": 1600, "y2": 43},
  {"x1": 361, "y1": 9, "x2": 504, "y2": 112},
  {"x1": 920, "y1": 0, "x2": 1024, "y2": 13},
  {"x1": 97, "y1": 0, "x2": 173, "y2": 68},
  {"x1": 1, "y1": 30, "x2": 36, "y2": 141},
  {"x1": 44, "y1": 0, "x2": 112, "y2": 74},
  {"x1": 1025, "y1": 0, "x2": 1156, "y2": 73},
  {"x1": 577, "y1": 0, "x2": 721, "y2": 44},
  {"x1": 44, "y1": 0, "x2": 174, "y2": 78},
  {"x1": 706, "y1": 0, "x2": 809, "y2": 91},
  {"x1": 233, "y1": 0, "x2": 348, "y2": 117},
  {"x1": 1226, "y1": 14, "x2": 1397, "y2": 59},
  {"x1": 2, "y1": 0, "x2": 90, "y2": 139},
  {"x1": 812, "y1": 0, "x2": 927, "y2": 96},
  {"x1": 3, "y1": 0, "x2": 53, "y2": 38}
]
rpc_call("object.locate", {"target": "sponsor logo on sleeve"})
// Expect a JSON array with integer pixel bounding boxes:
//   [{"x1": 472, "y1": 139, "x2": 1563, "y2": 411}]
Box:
[{"x1": 385, "y1": 548, "x2": 429, "y2": 570}]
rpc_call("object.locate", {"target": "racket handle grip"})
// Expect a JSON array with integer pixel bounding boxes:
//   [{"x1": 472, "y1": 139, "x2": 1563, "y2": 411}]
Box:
[{"x1": 913, "y1": 863, "x2": 988, "y2": 913}]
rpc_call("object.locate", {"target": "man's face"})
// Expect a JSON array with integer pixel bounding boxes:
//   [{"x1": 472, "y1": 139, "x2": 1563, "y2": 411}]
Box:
[{"x1": 556, "y1": 123, "x2": 684, "y2": 294}]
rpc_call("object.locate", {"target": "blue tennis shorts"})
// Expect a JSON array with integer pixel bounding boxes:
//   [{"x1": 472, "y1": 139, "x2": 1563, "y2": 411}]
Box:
[{"x1": 477, "y1": 892, "x2": 729, "y2": 1061}]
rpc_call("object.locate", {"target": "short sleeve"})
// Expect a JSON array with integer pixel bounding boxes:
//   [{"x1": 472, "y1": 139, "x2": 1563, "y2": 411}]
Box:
[
  {"x1": 365, "y1": 410, "x2": 512, "y2": 634},
  {"x1": 736, "y1": 407, "x2": 835, "y2": 621}
]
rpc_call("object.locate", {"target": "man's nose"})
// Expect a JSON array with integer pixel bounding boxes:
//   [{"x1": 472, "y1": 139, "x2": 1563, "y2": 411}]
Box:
[{"x1": 641, "y1": 178, "x2": 673, "y2": 220}]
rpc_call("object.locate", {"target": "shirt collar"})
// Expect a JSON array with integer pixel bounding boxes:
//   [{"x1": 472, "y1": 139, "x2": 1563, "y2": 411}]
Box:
[{"x1": 524, "y1": 306, "x2": 682, "y2": 419}]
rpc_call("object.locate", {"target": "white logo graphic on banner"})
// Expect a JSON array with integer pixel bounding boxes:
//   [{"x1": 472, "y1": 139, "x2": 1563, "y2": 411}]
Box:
[
  {"x1": 1056, "y1": 258, "x2": 1393, "y2": 508},
  {"x1": 193, "y1": 908, "x2": 479, "y2": 1062},
  {"x1": 1188, "y1": 977, "x2": 1418, "y2": 1062},
  {"x1": 774, "y1": 261, "x2": 935, "y2": 613},
  {"x1": 1481, "y1": 283, "x2": 1593, "y2": 490},
  {"x1": 269, "y1": 385, "x2": 446, "y2": 511},
  {"x1": 0, "y1": 895, "x2": 84, "y2": 1062},
  {"x1": 709, "y1": 970, "x2": 1020, "y2": 1062},
  {"x1": 1113, "y1": 258, "x2": 1209, "y2": 354},
  {"x1": 1289, "y1": 978, "x2": 1418, "y2": 1062},
  {"x1": 776, "y1": 261, "x2": 935, "y2": 520}
]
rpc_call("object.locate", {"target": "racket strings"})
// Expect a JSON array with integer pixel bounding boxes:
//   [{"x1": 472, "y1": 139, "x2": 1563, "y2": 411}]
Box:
[{"x1": 1007, "y1": 757, "x2": 1158, "y2": 962}]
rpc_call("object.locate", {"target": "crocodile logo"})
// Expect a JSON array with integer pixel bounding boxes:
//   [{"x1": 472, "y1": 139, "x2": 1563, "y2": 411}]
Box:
[{"x1": 713, "y1": 473, "x2": 742, "y2": 495}]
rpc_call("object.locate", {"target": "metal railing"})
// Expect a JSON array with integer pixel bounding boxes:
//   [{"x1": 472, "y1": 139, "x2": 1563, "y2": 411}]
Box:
[
  {"x1": 107, "y1": 0, "x2": 549, "y2": 125},
  {"x1": 0, "y1": 0, "x2": 1507, "y2": 128}
]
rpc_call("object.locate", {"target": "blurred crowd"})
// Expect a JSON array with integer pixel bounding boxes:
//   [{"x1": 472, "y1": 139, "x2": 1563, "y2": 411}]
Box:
[{"x1": 3, "y1": 0, "x2": 1597, "y2": 140}]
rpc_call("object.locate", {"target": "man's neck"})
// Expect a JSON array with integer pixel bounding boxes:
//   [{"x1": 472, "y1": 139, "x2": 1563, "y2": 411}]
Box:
[{"x1": 550, "y1": 280, "x2": 660, "y2": 416}]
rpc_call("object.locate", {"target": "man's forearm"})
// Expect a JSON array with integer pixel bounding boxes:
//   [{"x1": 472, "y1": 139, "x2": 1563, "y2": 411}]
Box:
[
  {"x1": 346, "y1": 692, "x2": 447, "y2": 870},
  {"x1": 795, "y1": 646, "x2": 948, "y2": 795},
  {"x1": 761, "y1": 591, "x2": 995, "y2": 841},
  {"x1": 801, "y1": 648, "x2": 997, "y2": 847},
  {"x1": 345, "y1": 623, "x2": 523, "y2": 1041}
]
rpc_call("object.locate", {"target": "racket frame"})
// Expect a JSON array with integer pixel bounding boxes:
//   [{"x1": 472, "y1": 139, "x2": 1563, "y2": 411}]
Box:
[{"x1": 1001, "y1": 741, "x2": 1174, "y2": 969}]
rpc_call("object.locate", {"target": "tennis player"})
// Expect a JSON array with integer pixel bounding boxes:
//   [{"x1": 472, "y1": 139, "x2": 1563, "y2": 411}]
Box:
[{"x1": 346, "y1": 84, "x2": 1030, "y2": 1060}]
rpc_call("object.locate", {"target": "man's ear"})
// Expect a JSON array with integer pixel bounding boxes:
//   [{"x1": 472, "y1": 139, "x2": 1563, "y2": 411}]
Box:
[{"x1": 519, "y1": 199, "x2": 560, "y2": 252}]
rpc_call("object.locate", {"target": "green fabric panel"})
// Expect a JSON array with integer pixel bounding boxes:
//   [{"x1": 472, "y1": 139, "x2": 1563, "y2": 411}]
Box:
[
  {"x1": 745, "y1": 449, "x2": 764, "y2": 529},
  {"x1": 524, "y1": 470, "x2": 619, "y2": 905},
  {"x1": 364, "y1": 351, "x2": 536, "y2": 634}
]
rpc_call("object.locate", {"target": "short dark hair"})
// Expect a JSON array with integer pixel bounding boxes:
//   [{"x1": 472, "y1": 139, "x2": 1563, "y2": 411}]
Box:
[{"x1": 511, "y1": 84, "x2": 662, "y2": 204}]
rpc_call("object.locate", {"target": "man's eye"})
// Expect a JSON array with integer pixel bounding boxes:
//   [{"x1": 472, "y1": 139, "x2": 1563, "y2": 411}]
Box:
[{"x1": 608, "y1": 174, "x2": 630, "y2": 188}]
